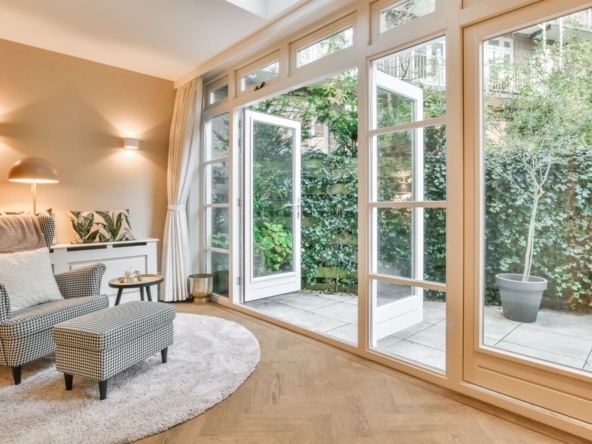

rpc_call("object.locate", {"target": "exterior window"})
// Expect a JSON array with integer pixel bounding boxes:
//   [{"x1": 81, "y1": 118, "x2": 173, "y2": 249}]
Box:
[
  {"x1": 380, "y1": 0, "x2": 436, "y2": 33},
  {"x1": 205, "y1": 114, "x2": 229, "y2": 161},
  {"x1": 297, "y1": 27, "x2": 354, "y2": 67},
  {"x1": 482, "y1": 9, "x2": 592, "y2": 373},
  {"x1": 483, "y1": 38, "x2": 514, "y2": 92},
  {"x1": 242, "y1": 61, "x2": 279, "y2": 91},
  {"x1": 204, "y1": 113, "x2": 230, "y2": 297},
  {"x1": 209, "y1": 84, "x2": 228, "y2": 105}
]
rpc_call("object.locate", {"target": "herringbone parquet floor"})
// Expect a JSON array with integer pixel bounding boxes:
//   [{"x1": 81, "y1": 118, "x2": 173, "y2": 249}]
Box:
[{"x1": 137, "y1": 302, "x2": 583, "y2": 444}]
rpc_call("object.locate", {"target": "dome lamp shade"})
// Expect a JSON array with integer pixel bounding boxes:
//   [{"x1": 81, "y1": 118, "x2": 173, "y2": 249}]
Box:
[
  {"x1": 8, "y1": 157, "x2": 59, "y2": 183},
  {"x1": 8, "y1": 157, "x2": 59, "y2": 214}
]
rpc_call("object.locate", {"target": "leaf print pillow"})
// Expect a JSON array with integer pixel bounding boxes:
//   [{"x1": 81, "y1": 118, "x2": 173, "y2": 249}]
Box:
[{"x1": 67, "y1": 210, "x2": 135, "y2": 244}]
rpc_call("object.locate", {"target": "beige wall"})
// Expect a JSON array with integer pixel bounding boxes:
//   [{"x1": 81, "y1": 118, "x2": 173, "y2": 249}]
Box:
[{"x1": 0, "y1": 38, "x2": 175, "y2": 260}]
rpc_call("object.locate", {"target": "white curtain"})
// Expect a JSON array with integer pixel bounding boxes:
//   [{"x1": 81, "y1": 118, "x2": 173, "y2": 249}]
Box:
[{"x1": 160, "y1": 77, "x2": 202, "y2": 301}]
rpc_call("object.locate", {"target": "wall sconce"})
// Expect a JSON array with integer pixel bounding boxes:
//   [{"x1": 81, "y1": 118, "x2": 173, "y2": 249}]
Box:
[{"x1": 123, "y1": 137, "x2": 140, "y2": 149}]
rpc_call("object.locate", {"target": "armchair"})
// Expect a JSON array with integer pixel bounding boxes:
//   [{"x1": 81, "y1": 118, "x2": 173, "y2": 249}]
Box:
[{"x1": 0, "y1": 215, "x2": 109, "y2": 385}]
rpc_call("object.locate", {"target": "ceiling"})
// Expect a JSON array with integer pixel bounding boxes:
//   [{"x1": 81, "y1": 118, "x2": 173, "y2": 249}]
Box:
[{"x1": 0, "y1": 0, "x2": 310, "y2": 81}]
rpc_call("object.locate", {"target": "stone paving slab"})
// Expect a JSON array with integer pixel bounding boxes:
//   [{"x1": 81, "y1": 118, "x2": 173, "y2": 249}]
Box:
[
  {"x1": 245, "y1": 293, "x2": 592, "y2": 373},
  {"x1": 326, "y1": 324, "x2": 358, "y2": 345}
]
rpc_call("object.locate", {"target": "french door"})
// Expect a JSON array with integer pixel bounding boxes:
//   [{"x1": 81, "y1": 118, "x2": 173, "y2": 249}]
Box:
[
  {"x1": 370, "y1": 71, "x2": 425, "y2": 345},
  {"x1": 464, "y1": 0, "x2": 592, "y2": 422},
  {"x1": 243, "y1": 110, "x2": 302, "y2": 302},
  {"x1": 368, "y1": 36, "x2": 448, "y2": 372}
]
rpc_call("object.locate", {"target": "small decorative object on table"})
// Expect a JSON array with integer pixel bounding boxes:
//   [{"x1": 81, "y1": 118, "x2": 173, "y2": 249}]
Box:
[
  {"x1": 108, "y1": 274, "x2": 164, "y2": 305},
  {"x1": 123, "y1": 267, "x2": 136, "y2": 283}
]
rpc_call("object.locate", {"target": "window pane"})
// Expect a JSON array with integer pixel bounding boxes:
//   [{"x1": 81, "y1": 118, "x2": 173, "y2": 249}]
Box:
[
  {"x1": 206, "y1": 113, "x2": 229, "y2": 160},
  {"x1": 205, "y1": 162, "x2": 229, "y2": 204},
  {"x1": 207, "y1": 251, "x2": 229, "y2": 297},
  {"x1": 252, "y1": 121, "x2": 294, "y2": 278},
  {"x1": 370, "y1": 279, "x2": 446, "y2": 372},
  {"x1": 297, "y1": 27, "x2": 354, "y2": 67},
  {"x1": 373, "y1": 36, "x2": 446, "y2": 123},
  {"x1": 380, "y1": 0, "x2": 436, "y2": 33},
  {"x1": 375, "y1": 125, "x2": 446, "y2": 202},
  {"x1": 376, "y1": 280, "x2": 416, "y2": 307},
  {"x1": 209, "y1": 84, "x2": 228, "y2": 104},
  {"x1": 374, "y1": 207, "x2": 446, "y2": 283},
  {"x1": 242, "y1": 61, "x2": 279, "y2": 91},
  {"x1": 376, "y1": 87, "x2": 413, "y2": 127},
  {"x1": 206, "y1": 207, "x2": 229, "y2": 249},
  {"x1": 482, "y1": 9, "x2": 592, "y2": 373}
]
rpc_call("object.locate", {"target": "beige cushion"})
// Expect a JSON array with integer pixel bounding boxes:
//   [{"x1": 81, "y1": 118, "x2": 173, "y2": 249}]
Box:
[
  {"x1": 0, "y1": 248, "x2": 63, "y2": 312},
  {"x1": 0, "y1": 210, "x2": 57, "y2": 245}
]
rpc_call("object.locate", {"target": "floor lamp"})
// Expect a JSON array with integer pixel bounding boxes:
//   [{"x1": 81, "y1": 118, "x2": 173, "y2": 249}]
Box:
[{"x1": 8, "y1": 157, "x2": 59, "y2": 214}]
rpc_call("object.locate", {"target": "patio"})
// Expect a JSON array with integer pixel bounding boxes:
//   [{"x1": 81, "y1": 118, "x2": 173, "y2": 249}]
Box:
[{"x1": 244, "y1": 293, "x2": 592, "y2": 373}]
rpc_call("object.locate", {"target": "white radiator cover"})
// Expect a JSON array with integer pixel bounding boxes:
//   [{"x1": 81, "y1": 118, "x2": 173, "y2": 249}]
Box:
[{"x1": 50, "y1": 239, "x2": 158, "y2": 306}]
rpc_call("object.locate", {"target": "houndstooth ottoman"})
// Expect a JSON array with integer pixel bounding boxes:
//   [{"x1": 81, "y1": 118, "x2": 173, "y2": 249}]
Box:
[{"x1": 52, "y1": 301, "x2": 176, "y2": 400}]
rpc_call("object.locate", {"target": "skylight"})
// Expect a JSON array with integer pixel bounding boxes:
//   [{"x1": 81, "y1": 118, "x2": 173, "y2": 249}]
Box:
[{"x1": 225, "y1": 0, "x2": 302, "y2": 20}]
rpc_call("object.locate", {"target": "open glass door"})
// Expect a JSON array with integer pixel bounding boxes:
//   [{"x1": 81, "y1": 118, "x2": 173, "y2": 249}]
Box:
[
  {"x1": 243, "y1": 110, "x2": 302, "y2": 302},
  {"x1": 371, "y1": 71, "x2": 425, "y2": 345},
  {"x1": 369, "y1": 37, "x2": 447, "y2": 372}
]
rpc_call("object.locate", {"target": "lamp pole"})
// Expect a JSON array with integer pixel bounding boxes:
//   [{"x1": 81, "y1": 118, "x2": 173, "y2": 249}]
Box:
[{"x1": 32, "y1": 180, "x2": 37, "y2": 215}]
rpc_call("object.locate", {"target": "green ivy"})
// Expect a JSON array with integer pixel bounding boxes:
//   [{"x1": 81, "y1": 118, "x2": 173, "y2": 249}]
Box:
[
  {"x1": 253, "y1": 222, "x2": 294, "y2": 275},
  {"x1": 301, "y1": 151, "x2": 359, "y2": 292}
]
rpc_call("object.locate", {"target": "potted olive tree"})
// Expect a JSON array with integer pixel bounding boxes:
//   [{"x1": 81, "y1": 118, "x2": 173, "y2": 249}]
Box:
[
  {"x1": 485, "y1": 30, "x2": 590, "y2": 322},
  {"x1": 491, "y1": 148, "x2": 552, "y2": 323}
]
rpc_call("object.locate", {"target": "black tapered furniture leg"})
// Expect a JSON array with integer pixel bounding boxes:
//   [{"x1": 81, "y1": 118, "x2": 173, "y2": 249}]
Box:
[
  {"x1": 12, "y1": 366, "x2": 21, "y2": 385},
  {"x1": 161, "y1": 347, "x2": 168, "y2": 364},
  {"x1": 140, "y1": 287, "x2": 145, "y2": 301},
  {"x1": 65, "y1": 373, "x2": 73, "y2": 390},
  {"x1": 115, "y1": 288, "x2": 124, "y2": 306},
  {"x1": 99, "y1": 380, "x2": 108, "y2": 400}
]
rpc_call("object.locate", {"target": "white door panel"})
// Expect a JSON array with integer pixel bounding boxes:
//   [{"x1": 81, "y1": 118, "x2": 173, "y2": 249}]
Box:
[
  {"x1": 244, "y1": 111, "x2": 302, "y2": 302},
  {"x1": 372, "y1": 71, "x2": 425, "y2": 343}
]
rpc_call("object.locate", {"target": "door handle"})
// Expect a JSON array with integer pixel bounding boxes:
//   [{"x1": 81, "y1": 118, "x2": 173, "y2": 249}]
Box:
[{"x1": 284, "y1": 199, "x2": 301, "y2": 218}]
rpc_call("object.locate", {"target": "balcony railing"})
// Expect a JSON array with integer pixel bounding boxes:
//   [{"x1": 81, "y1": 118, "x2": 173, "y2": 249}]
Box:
[
  {"x1": 569, "y1": 9, "x2": 592, "y2": 30},
  {"x1": 376, "y1": 52, "x2": 446, "y2": 90}
]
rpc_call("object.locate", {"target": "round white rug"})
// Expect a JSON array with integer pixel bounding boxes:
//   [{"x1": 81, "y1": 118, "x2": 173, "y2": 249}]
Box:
[{"x1": 0, "y1": 313, "x2": 261, "y2": 444}]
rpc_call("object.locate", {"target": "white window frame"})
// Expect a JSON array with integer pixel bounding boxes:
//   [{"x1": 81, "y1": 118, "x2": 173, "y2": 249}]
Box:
[
  {"x1": 290, "y1": 14, "x2": 357, "y2": 72},
  {"x1": 205, "y1": 76, "x2": 230, "y2": 108},
  {"x1": 236, "y1": 51, "x2": 281, "y2": 95},
  {"x1": 202, "y1": 112, "x2": 231, "y2": 296},
  {"x1": 370, "y1": 0, "x2": 445, "y2": 46}
]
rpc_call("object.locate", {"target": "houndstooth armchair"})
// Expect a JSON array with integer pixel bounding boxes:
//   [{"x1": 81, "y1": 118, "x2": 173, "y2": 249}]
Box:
[{"x1": 0, "y1": 215, "x2": 109, "y2": 385}]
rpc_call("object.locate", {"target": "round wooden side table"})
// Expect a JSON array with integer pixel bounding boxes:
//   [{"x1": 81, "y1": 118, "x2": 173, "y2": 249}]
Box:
[{"x1": 108, "y1": 274, "x2": 164, "y2": 306}]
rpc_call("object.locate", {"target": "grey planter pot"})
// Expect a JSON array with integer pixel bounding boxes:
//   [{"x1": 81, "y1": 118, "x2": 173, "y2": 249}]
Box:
[{"x1": 496, "y1": 273, "x2": 548, "y2": 323}]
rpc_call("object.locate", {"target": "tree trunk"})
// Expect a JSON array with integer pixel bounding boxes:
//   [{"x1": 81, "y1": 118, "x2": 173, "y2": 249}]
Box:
[{"x1": 522, "y1": 196, "x2": 540, "y2": 282}]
